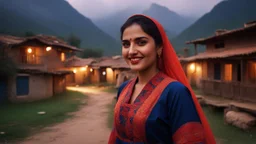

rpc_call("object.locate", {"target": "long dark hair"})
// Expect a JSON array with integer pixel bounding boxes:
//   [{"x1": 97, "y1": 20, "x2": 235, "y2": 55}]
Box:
[{"x1": 120, "y1": 15, "x2": 163, "y2": 47}]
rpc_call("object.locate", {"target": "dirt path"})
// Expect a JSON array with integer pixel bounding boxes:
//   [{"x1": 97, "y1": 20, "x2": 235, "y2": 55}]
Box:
[{"x1": 20, "y1": 86, "x2": 115, "y2": 144}]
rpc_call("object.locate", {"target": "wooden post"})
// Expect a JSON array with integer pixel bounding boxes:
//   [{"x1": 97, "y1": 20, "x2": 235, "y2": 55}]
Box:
[
  {"x1": 240, "y1": 59, "x2": 244, "y2": 82},
  {"x1": 194, "y1": 44, "x2": 198, "y2": 55}
]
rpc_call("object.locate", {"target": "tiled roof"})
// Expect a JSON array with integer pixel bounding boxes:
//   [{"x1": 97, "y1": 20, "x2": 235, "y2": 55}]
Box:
[
  {"x1": 186, "y1": 22, "x2": 256, "y2": 45},
  {"x1": 0, "y1": 34, "x2": 82, "y2": 52},
  {"x1": 65, "y1": 56, "x2": 96, "y2": 67},
  {"x1": 92, "y1": 56, "x2": 129, "y2": 69},
  {"x1": 180, "y1": 46, "x2": 256, "y2": 62}
]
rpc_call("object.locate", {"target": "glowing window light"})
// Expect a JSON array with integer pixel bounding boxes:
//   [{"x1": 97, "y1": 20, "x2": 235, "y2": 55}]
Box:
[
  {"x1": 190, "y1": 63, "x2": 195, "y2": 72},
  {"x1": 81, "y1": 67, "x2": 87, "y2": 71},
  {"x1": 46, "y1": 46, "x2": 52, "y2": 51},
  {"x1": 27, "y1": 48, "x2": 32, "y2": 53},
  {"x1": 61, "y1": 52, "x2": 65, "y2": 62}
]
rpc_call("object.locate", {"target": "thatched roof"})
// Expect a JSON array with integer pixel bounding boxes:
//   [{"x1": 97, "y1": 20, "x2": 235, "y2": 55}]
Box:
[
  {"x1": 180, "y1": 46, "x2": 256, "y2": 62},
  {"x1": 186, "y1": 21, "x2": 256, "y2": 45},
  {"x1": 0, "y1": 34, "x2": 82, "y2": 52}
]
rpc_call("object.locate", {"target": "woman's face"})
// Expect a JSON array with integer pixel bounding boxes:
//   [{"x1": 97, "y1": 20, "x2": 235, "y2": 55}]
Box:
[{"x1": 122, "y1": 23, "x2": 159, "y2": 73}]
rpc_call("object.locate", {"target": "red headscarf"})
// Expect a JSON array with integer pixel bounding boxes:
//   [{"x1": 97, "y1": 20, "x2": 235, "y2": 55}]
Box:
[{"x1": 132, "y1": 14, "x2": 216, "y2": 144}]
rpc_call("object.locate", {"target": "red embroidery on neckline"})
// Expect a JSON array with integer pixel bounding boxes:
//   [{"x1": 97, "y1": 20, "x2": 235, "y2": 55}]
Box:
[{"x1": 114, "y1": 72, "x2": 175, "y2": 142}]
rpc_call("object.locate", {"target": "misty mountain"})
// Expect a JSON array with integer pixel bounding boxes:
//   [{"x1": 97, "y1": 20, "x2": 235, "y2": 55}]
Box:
[
  {"x1": 0, "y1": 0, "x2": 120, "y2": 56},
  {"x1": 93, "y1": 3, "x2": 197, "y2": 41},
  {"x1": 142, "y1": 3, "x2": 197, "y2": 37},
  {"x1": 93, "y1": 8, "x2": 142, "y2": 40},
  {"x1": 171, "y1": 0, "x2": 256, "y2": 55}
]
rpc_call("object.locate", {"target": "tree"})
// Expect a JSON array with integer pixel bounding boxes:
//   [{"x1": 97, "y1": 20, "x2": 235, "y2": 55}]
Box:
[
  {"x1": 67, "y1": 34, "x2": 81, "y2": 48},
  {"x1": 81, "y1": 48, "x2": 103, "y2": 58},
  {"x1": 0, "y1": 48, "x2": 17, "y2": 77},
  {"x1": 24, "y1": 31, "x2": 35, "y2": 37}
]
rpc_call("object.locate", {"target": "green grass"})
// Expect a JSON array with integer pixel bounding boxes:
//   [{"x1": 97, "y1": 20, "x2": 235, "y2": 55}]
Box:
[
  {"x1": 0, "y1": 90, "x2": 88, "y2": 143},
  {"x1": 107, "y1": 99, "x2": 116, "y2": 129},
  {"x1": 203, "y1": 106, "x2": 256, "y2": 144},
  {"x1": 192, "y1": 86, "x2": 203, "y2": 95}
]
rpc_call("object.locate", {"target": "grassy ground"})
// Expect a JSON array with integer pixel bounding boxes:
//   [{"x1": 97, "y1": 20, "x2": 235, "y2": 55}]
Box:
[
  {"x1": 0, "y1": 90, "x2": 87, "y2": 143},
  {"x1": 107, "y1": 99, "x2": 116, "y2": 129},
  {"x1": 203, "y1": 106, "x2": 256, "y2": 144}
]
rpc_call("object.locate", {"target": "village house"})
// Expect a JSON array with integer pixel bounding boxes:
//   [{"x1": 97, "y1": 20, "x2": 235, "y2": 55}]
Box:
[
  {"x1": 64, "y1": 56, "x2": 97, "y2": 85},
  {"x1": 180, "y1": 21, "x2": 256, "y2": 103},
  {"x1": 0, "y1": 35, "x2": 82, "y2": 103},
  {"x1": 65, "y1": 55, "x2": 134, "y2": 87}
]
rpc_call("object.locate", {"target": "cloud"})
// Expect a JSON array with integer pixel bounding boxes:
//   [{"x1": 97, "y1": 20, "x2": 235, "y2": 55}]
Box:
[{"x1": 67, "y1": 0, "x2": 222, "y2": 19}]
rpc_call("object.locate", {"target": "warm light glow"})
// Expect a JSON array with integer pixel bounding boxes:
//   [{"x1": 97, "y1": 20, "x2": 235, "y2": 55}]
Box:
[
  {"x1": 73, "y1": 69, "x2": 77, "y2": 73},
  {"x1": 46, "y1": 46, "x2": 52, "y2": 51},
  {"x1": 61, "y1": 52, "x2": 65, "y2": 62},
  {"x1": 81, "y1": 67, "x2": 87, "y2": 71},
  {"x1": 102, "y1": 71, "x2": 106, "y2": 75},
  {"x1": 196, "y1": 66, "x2": 201, "y2": 73},
  {"x1": 224, "y1": 64, "x2": 232, "y2": 81},
  {"x1": 90, "y1": 68, "x2": 93, "y2": 72},
  {"x1": 27, "y1": 48, "x2": 32, "y2": 53},
  {"x1": 190, "y1": 63, "x2": 195, "y2": 72}
]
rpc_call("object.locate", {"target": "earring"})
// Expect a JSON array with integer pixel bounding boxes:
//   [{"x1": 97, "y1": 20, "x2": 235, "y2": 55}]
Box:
[{"x1": 158, "y1": 52, "x2": 161, "y2": 58}]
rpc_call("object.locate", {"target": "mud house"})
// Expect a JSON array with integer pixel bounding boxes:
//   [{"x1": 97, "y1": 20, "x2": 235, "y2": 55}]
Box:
[
  {"x1": 180, "y1": 21, "x2": 256, "y2": 103},
  {"x1": 65, "y1": 55, "x2": 134, "y2": 87},
  {"x1": 0, "y1": 35, "x2": 82, "y2": 102},
  {"x1": 65, "y1": 56, "x2": 96, "y2": 85}
]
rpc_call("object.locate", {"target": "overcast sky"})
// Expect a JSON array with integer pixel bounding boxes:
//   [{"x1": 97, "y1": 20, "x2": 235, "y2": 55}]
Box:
[{"x1": 67, "y1": 0, "x2": 223, "y2": 19}]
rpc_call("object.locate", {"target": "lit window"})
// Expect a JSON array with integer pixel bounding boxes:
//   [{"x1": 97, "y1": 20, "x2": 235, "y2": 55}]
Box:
[
  {"x1": 27, "y1": 48, "x2": 32, "y2": 53},
  {"x1": 61, "y1": 52, "x2": 65, "y2": 62},
  {"x1": 46, "y1": 46, "x2": 52, "y2": 51},
  {"x1": 224, "y1": 64, "x2": 232, "y2": 81},
  {"x1": 248, "y1": 61, "x2": 256, "y2": 81}
]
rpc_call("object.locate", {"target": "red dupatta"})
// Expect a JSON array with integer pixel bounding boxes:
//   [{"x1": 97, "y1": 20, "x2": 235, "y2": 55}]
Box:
[{"x1": 132, "y1": 14, "x2": 216, "y2": 144}]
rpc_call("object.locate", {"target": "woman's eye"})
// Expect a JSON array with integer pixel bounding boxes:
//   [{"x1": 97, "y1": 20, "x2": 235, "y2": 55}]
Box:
[
  {"x1": 137, "y1": 40, "x2": 147, "y2": 46},
  {"x1": 122, "y1": 42, "x2": 130, "y2": 48}
]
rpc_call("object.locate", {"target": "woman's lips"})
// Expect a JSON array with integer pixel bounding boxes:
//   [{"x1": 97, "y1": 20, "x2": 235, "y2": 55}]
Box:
[{"x1": 130, "y1": 58, "x2": 142, "y2": 64}]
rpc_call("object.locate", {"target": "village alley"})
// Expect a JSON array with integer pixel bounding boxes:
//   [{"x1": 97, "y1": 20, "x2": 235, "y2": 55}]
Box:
[{"x1": 19, "y1": 86, "x2": 115, "y2": 144}]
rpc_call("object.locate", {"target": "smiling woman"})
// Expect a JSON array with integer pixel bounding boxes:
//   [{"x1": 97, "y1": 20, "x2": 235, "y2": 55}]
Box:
[{"x1": 108, "y1": 15, "x2": 216, "y2": 144}]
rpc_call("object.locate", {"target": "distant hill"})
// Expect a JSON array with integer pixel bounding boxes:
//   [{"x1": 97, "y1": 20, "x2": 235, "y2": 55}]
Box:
[
  {"x1": 171, "y1": 0, "x2": 256, "y2": 55},
  {"x1": 93, "y1": 8, "x2": 142, "y2": 41},
  {"x1": 143, "y1": 3, "x2": 196, "y2": 38},
  {"x1": 0, "y1": 0, "x2": 120, "y2": 56},
  {"x1": 93, "y1": 3, "x2": 197, "y2": 41}
]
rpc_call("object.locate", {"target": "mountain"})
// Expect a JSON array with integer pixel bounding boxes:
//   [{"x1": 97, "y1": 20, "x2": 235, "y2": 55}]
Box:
[
  {"x1": 93, "y1": 8, "x2": 142, "y2": 40},
  {"x1": 171, "y1": 0, "x2": 256, "y2": 55},
  {"x1": 143, "y1": 3, "x2": 197, "y2": 38},
  {"x1": 0, "y1": 0, "x2": 120, "y2": 56},
  {"x1": 93, "y1": 3, "x2": 196, "y2": 41}
]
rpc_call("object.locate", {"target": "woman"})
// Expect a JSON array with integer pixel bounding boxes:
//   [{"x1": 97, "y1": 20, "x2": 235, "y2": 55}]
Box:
[{"x1": 108, "y1": 14, "x2": 216, "y2": 144}]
